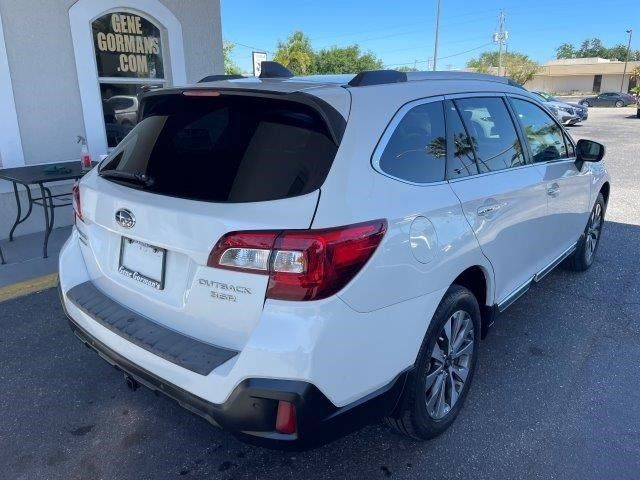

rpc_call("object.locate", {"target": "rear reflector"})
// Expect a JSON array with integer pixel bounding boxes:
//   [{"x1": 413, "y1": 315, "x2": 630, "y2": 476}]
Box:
[
  {"x1": 208, "y1": 220, "x2": 387, "y2": 301},
  {"x1": 275, "y1": 400, "x2": 297, "y2": 434}
]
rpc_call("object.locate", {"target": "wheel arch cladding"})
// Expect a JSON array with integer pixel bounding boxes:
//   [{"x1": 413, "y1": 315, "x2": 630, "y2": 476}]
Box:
[
  {"x1": 454, "y1": 266, "x2": 487, "y2": 307},
  {"x1": 453, "y1": 266, "x2": 494, "y2": 337}
]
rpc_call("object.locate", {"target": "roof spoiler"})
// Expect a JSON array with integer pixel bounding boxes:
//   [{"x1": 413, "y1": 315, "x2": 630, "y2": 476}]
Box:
[
  {"x1": 198, "y1": 74, "x2": 245, "y2": 83},
  {"x1": 348, "y1": 70, "x2": 407, "y2": 87},
  {"x1": 259, "y1": 61, "x2": 294, "y2": 79}
]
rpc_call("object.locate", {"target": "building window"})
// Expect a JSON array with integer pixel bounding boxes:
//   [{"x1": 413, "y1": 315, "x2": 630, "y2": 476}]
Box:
[{"x1": 92, "y1": 12, "x2": 167, "y2": 147}]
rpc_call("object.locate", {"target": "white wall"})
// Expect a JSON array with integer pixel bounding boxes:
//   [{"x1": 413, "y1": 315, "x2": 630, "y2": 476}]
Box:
[
  {"x1": 0, "y1": 8, "x2": 25, "y2": 169},
  {"x1": 526, "y1": 75, "x2": 595, "y2": 94},
  {"x1": 600, "y1": 74, "x2": 628, "y2": 92},
  {"x1": 526, "y1": 74, "x2": 632, "y2": 94}
]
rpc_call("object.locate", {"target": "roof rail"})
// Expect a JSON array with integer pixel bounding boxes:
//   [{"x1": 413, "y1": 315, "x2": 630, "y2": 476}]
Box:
[
  {"x1": 348, "y1": 70, "x2": 407, "y2": 87},
  {"x1": 198, "y1": 74, "x2": 245, "y2": 83},
  {"x1": 259, "y1": 61, "x2": 294, "y2": 79}
]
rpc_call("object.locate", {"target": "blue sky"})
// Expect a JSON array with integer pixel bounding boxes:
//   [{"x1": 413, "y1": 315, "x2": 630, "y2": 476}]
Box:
[{"x1": 221, "y1": 0, "x2": 635, "y2": 73}]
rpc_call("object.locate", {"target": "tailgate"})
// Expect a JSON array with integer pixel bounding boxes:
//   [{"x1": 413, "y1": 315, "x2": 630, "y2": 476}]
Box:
[
  {"x1": 73, "y1": 89, "x2": 346, "y2": 351},
  {"x1": 78, "y1": 172, "x2": 319, "y2": 351}
]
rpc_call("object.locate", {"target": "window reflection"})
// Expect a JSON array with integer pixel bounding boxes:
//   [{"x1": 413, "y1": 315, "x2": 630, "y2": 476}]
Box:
[
  {"x1": 101, "y1": 84, "x2": 162, "y2": 147},
  {"x1": 379, "y1": 101, "x2": 447, "y2": 183}
]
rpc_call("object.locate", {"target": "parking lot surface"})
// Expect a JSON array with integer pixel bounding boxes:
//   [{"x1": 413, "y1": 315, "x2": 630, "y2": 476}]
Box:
[{"x1": 2, "y1": 108, "x2": 639, "y2": 479}]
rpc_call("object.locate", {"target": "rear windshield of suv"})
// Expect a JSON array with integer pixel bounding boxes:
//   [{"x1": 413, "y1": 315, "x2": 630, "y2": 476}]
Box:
[{"x1": 98, "y1": 94, "x2": 339, "y2": 203}]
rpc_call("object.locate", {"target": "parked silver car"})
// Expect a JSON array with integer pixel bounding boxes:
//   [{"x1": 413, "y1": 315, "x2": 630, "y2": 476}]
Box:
[{"x1": 532, "y1": 91, "x2": 588, "y2": 125}]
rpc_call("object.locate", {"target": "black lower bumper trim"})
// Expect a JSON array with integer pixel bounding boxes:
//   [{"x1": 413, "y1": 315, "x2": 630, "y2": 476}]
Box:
[
  {"x1": 66, "y1": 281, "x2": 238, "y2": 376},
  {"x1": 60, "y1": 284, "x2": 410, "y2": 449}
]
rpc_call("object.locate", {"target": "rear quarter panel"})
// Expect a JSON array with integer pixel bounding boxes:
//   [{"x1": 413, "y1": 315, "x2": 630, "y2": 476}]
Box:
[{"x1": 312, "y1": 82, "x2": 497, "y2": 314}]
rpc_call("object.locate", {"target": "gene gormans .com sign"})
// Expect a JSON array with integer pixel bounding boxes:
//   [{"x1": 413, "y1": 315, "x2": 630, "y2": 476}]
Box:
[{"x1": 92, "y1": 12, "x2": 164, "y2": 79}]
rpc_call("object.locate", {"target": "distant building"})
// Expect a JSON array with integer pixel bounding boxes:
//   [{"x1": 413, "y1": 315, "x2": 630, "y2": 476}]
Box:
[{"x1": 525, "y1": 58, "x2": 640, "y2": 94}]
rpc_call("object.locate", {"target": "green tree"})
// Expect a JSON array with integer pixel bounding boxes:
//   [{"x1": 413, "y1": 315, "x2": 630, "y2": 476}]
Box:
[
  {"x1": 556, "y1": 43, "x2": 576, "y2": 59},
  {"x1": 608, "y1": 43, "x2": 631, "y2": 61},
  {"x1": 555, "y1": 38, "x2": 640, "y2": 61},
  {"x1": 223, "y1": 42, "x2": 242, "y2": 75},
  {"x1": 397, "y1": 65, "x2": 418, "y2": 72},
  {"x1": 467, "y1": 51, "x2": 539, "y2": 85},
  {"x1": 312, "y1": 45, "x2": 383, "y2": 74},
  {"x1": 578, "y1": 38, "x2": 606, "y2": 58},
  {"x1": 466, "y1": 51, "x2": 498, "y2": 73},
  {"x1": 273, "y1": 31, "x2": 315, "y2": 75}
]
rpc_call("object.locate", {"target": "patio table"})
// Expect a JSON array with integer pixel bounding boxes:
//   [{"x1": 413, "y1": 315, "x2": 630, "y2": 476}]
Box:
[{"x1": 0, "y1": 161, "x2": 96, "y2": 262}]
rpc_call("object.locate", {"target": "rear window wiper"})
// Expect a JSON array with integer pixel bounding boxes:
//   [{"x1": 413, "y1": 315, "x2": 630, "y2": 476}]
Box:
[{"x1": 99, "y1": 170, "x2": 155, "y2": 187}]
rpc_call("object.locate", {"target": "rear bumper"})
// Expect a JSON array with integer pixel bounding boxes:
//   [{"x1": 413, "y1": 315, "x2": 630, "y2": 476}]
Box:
[{"x1": 61, "y1": 283, "x2": 408, "y2": 449}]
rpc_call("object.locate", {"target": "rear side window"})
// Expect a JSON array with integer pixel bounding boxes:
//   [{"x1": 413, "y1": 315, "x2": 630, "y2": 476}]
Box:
[
  {"x1": 376, "y1": 101, "x2": 446, "y2": 183},
  {"x1": 510, "y1": 98, "x2": 567, "y2": 162},
  {"x1": 99, "y1": 95, "x2": 338, "y2": 203},
  {"x1": 455, "y1": 97, "x2": 526, "y2": 173},
  {"x1": 445, "y1": 100, "x2": 478, "y2": 178}
]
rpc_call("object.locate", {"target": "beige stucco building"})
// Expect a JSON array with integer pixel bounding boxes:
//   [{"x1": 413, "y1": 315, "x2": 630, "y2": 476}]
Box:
[{"x1": 525, "y1": 57, "x2": 640, "y2": 94}]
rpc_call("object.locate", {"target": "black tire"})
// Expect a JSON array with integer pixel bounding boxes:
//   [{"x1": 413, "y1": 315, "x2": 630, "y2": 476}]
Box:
[
  {"x1": 385, "y1": 285, "x2": 480, "y2": 440},
  {"x1": 562, "y1": 193, "x2": 605, "y2": 272},
  {"x1": 615, "y1": 100, "x2": 624, "y2": 108},
  {"x1": 581, "y1": 101, "x2": 591, "y2": 107}
]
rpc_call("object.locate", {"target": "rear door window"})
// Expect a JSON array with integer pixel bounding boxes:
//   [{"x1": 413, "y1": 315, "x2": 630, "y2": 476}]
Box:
[
  {"x1": 455, "y1": 97, "x2": 526, "y2": 173},
  {"x1": 99, "y1": 95, "x2": 338, "y2": 203},
  {"x1": 510, "y1": 98, "x2": 568, "y2": 162},
  {"x1": 376, "y1": 101, "x2": 446, "y2": 183},
  {"x1": 445, "y1": 100, "x2": 478, "y2": 179}
]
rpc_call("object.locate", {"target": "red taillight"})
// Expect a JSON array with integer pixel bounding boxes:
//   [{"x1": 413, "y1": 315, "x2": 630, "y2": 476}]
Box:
[
  {"x1": 207, "y1": 220, "x2": 387, "y2": 301},
  {"x1": 275, "y1": 400, "x2": 297, "y2": 434},
  {"x1": 72, "y1": 181, "x2": 83, "y2": 222}
]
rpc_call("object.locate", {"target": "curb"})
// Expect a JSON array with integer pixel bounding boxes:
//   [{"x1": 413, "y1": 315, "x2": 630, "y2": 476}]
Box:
[{"x1": 0, "y1": 273, "x2": 59, "y2": 303}]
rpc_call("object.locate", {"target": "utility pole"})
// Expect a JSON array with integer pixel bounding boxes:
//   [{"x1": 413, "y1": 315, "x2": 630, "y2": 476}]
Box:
[
  {"x1": 492, "y1": 11, "x2": 508, "y2": 76},
  {"x1": 621, "y1": 29, "x2": 633, "y2": 92},
  {"x1": 433, "y1": 0, "x2": 441, "y2": 71}
]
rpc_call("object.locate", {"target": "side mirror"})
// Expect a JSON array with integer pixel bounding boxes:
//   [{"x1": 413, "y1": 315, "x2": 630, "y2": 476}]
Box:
[{"x1": 576, "y1": 139, "x2": 605, "y2": 163}]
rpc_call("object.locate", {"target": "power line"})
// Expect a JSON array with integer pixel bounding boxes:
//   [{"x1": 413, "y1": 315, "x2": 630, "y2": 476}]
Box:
[
  {"x1": 227, "y1": 40, "x2": 274, "y2": 55},
  {"x1": 385, "y1": 42, "x2": 493, "y2": 68}
]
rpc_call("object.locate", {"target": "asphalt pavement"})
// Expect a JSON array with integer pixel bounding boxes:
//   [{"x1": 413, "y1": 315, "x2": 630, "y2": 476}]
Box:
[{"x1": 1, "y1": 108, "x2": 639, "y2": 479}]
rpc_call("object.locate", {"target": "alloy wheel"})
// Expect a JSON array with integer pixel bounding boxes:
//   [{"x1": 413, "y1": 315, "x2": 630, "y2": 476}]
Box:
[
  {"x1": 585, "y1": 202, "x2": 603, "y2": 263},
  {"x1": 425, "y1": 310, "x2": 475, "y2": 420}
]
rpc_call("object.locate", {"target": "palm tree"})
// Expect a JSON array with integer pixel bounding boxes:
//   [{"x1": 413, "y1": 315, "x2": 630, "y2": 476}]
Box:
[{"x1": 273, "y1": 31, "x2": 314, "y2": 75}]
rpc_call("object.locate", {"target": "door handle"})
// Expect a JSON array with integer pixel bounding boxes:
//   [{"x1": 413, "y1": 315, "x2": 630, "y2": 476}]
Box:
[
  {"x1": 547, "y1": 183, "x2": 560, "y2": 197},
  {"x1": 477, "y1": 204, "x2": 501, "y2": 216}
]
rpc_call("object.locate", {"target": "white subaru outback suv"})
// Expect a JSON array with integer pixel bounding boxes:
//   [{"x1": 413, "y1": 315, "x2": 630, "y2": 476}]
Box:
[{"x1": 59, "y1": 63, "x2": 610, "y2": 449}]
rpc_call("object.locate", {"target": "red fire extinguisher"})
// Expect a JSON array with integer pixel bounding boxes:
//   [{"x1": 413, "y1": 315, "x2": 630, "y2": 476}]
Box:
[{"x1": 77, "y1": 135, "x2": 92, "y2": 171}]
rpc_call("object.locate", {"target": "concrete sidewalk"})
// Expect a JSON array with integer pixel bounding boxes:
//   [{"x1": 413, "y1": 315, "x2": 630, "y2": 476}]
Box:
[{"x1": 0, "y1": 225, "x2": 70, "y2": 298}]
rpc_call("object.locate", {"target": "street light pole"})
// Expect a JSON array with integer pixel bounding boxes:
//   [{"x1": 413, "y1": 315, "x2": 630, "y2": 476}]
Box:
[
  {"x1": 433, "y1": 0, "x2": 441, "y2": 71},
  {"x1": 621, "y1": 29, "x2": 633, "y2": 93}
]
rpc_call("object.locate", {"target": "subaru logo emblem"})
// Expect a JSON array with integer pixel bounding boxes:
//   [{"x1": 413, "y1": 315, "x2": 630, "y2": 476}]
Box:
[{"x1": 115, "y1": 209, "x2": 135, "y2": 228}]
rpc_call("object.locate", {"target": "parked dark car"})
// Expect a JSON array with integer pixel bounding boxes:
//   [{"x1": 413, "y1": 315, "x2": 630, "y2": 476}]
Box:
[{"x1": 579, "y1": 92, "x2": 636, "y2": 107}]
